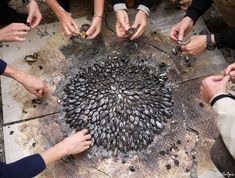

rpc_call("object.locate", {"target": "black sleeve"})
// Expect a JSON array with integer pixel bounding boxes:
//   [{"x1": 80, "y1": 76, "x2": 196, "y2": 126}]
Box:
[
  {"x1": 112, "y1": 0, "x2": 154, "y2": 9},
  {"x1": 112, "y1": 0, "x2": 125, "y2": 6},
  {"x1": 139, "y1": 0, "x2": 154, "y2": 9},
  {"x1": 215, "y1": 29, "x2": 235, "y2": 49},
  {"x1": 0, "y1": 154, "x2": 46, "y2": 178},
  {"x1": 0, "y1": 59, "x2": 7, "y2": 75},
  {"x1": 185, "y1": 0, "x2": 213, "y2": 24}
]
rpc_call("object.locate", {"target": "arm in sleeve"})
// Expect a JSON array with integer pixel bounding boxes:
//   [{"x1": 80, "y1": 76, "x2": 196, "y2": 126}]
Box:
[
  {"x1": 0, "y1": 59, "x2": 7, "y2": 75},
  {"x1": 0, "y1": 154, "x2": 46, "y2": 178},
  {"x1": 185, "y1": 0, "x2": 213, "y2": 24},
  {"x1": 214, "y1": 28, "x2": 235, "y2": 49},
  {"x1": 211, "y1": 96, "x2": 235, "y2": 159}
]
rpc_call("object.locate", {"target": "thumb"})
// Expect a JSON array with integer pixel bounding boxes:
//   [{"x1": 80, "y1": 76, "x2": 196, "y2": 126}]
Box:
[
  {"x1": 27, "y1": 12, "x2": 33, "y2": 24},
  {"x1": 222, "y1": 76, "x2": 230, "y2": 84}
]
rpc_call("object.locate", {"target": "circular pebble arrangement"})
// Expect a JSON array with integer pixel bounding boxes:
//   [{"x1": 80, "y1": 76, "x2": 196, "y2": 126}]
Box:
[{"x1": 61, "y1": 57, "x2": 173, "y2": 154}]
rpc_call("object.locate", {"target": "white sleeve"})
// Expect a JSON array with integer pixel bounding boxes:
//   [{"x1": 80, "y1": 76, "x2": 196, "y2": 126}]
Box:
[{"x1": 212, "y1": 97, "x2": 235, "y2": 159}]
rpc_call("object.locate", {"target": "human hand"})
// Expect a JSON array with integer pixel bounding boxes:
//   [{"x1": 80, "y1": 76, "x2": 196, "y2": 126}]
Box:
[
  {"x1": 115, "y1": 9, "x2": 130, "y2": 38},
  {"x1": 200, "y1": 75, "x2": 230, "y2": 103},
  {"x1": 86, "y1": 16, "x2": 102, "y2": 39},
  {"x1": 0, "y1": 23, "x2": 30, "y2": 42},
  {"x1": 61, "y1": 129, "x2": 91, "y2": 155},
  {"x1": 15, "y1": 71, "x2": 49, "y2": 98},
  {"x1": 130, "y1": 10, "x2": 147, "y2": 40},
  {"x1": 26, "y1": 0, "x2": 42, "y2": 28},
  {"x1": 181, "y1": 35, "x2": 206, "y2": 56},
  {"x1": 169, "y1": 16, "x2": 193, "y2": 42},
  {"x1": 58, "y1": 11, "x2": 79, "y2": 35},
  {"x1": 224, "y1": 63, "x2": 235, "y2": 83}
]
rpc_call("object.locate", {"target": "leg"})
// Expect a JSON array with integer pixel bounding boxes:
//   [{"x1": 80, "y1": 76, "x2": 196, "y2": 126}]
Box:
[{"x1": 210, "y1": 135, "x2": 235, "y2": 178}]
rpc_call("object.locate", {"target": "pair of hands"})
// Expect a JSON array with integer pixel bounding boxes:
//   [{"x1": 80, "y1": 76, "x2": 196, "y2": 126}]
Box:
[
  {"x1": 170, "y1": 16, "x2": 208, "y2": 56},
  {"x1": 58, "y1": 11, "x2": 101, "y2": 39},
  {"x1": 200, "y1": 63, "x2": 235, "y2": 103},
  {"x1": 0, "y1": 0, "x2": 42, "y2": 42},
  {"x1": 116, "y1": 9, "x2": 147, "y2": 40}
]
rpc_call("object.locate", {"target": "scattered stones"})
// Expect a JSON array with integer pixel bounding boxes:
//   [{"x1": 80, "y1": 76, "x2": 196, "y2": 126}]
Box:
[
  {"x1": 9, "y1": 131, "x2": 14, "y2": 135},
  {"x1": 199, "y1": 102, "x2": 204, "y2": 108},
  {"x1": 61, "y1": 57, "x2": 173, "y2": 154}
]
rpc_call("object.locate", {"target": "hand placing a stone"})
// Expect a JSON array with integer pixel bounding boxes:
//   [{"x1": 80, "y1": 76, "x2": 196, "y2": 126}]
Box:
[
  {"x1": 86, "y1": 16, "x2": 102, "y2": 39},
  {"x1": 170, "y1": 16, "x2": 194, "y2": 42},
  {"x1": 41, "y1": 129, "x2": 91, "y2": 166},
  {"x1": 200, "y1": 75, "x2": 230, "y2": 103},
  {"x1": 130, "y1": 10, "x2": 147, "y2": 40},
  {"x1": 0, "y1": 23, "x2": 30, "y2": 42},
  {"x1": 3, "y1": 65, "x2": 48, "y2": 98},
  {"x1": 115, "y1": 9, "x2": 130, "y2": 38},
  {"x1": 181, "y1": 35, "x2": 207, "y2": 56},
  {"x1": 26, "y1": 0, "x2": 42, "y2": 28}
]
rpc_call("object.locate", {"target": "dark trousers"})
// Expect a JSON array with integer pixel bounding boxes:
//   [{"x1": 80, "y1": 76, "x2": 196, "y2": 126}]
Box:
[{"x1": 210, "y1": 136, "x2": 235, "y2": 178}]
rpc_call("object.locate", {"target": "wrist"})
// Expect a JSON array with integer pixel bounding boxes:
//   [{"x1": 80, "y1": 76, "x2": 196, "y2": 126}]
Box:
[{"x1": 184, "y1": 16, "x2": 194, "y2": 25}]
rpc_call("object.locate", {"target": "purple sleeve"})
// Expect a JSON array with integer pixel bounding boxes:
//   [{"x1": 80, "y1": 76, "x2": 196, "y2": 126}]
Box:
[
  {"x1": 0, "y1": 59, "x2": 7, "y2": 75},
  {"x1": 0, "y1": 154, "x2": 46, "y2": 178}
]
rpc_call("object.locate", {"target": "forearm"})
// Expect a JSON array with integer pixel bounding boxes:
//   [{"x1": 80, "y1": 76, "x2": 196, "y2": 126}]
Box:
[
  {"x1": 94, "y1": 0, "x2": 104, "y2": 17},
  {"x1": 214, "y1": 28, "x2": 235, "y2": 49},
  {"x1": 0, "y1": 154, "x2": 46, "y2": 178},
  {"x1": 2, "y1": 64, "x2": 26, "y2": 84},
  {"x1": 211, "y1": 95, "x2": 235, "y2": 159},
  {"x1": 185, "y1": 0, "x2": 213, "y2": 24},
  {"x1": 45, "y1": 0, "x2": 66, "y2": 19},
  {"x1": 40, "y1": 141, "x2": 67, "y2": 166}
]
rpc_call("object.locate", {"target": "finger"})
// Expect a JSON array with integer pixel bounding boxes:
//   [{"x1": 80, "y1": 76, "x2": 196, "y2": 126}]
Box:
[
  {"x1": 42, "y1": 84, "x2": 49, "y2": 98},
  {"x1": 206, "y1": 75, "x2": 224, "y2": 82},
  {"x1": 83, "y1": 140, "x2": 92, "y2": 146},
  {"x1": 63, "y1": 25, "x2": 71, "y2": 35},
  {"x1": 222, "y1": 75, "x2": 230, "y2": 83},
  {"x1": 14, "y1": 37, "x2": 26, "y2": 42},
  {"x1": 229, "y1": 71, "x2": 235, "y2": 78},
  {"x1": 224, "y1": 64, "x2": 235, "y2": 75},
  {"x1": 84, "y1": 134, "x2": 91, "y2": 140},
  {"x1": 119, "y1": 18, "x2": 130, "y2": 31},
  {"x1": 130, "y1": 26, "x2": 144, "y2": 40},
  {"x1": 86, "y1": 26, "x2": 94, "y2": 37},
  {"x1": 27, "y1": 12, "x2": 34, "y2": 24},
  {"x1": 82, "y1": 145, "x2": 90, "y2": 151},
  {"x1": 67, "y1": 23, "x2": 76, "y2": 34},
  {"x1": 169, "y1": 27, "x2": 178, "y2": 42},
  {"x1": 71, "y1": 20, "x2": 79, "y2": 34},
  {"x1": 30, "y1": 16, "x2": 42, "y2": 29},
  {"x1": 16, "y1": 24, "x2": 31, "y2": 31},
  {"x1": 81, "y1": 129, "x2": 88, "y2": 135},
  {"x1": 178, "y1": 27, "x2": 185, "y2": 41}
]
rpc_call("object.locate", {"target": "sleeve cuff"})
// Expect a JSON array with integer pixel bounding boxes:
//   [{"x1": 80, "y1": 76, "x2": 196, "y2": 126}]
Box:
[
  {"x1": 0, "y1": 59, "x2": 7, "y2": 75},
  {"x1": 185, "y1": 8, "x2": 201, "y2": 24},
  {"x1": 137, "y1": 4, "x2": 150, "y2": 16},
  {"x1": 113, "y1": 3, "x2": 128, "y2": 12},
  {"x1": 210, "y1": 93, "x2": 235, "y2": 107}
]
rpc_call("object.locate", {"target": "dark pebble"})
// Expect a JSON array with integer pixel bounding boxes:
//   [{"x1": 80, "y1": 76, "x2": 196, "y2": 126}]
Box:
[{"x1": 129, "y1": 166, "x2": 135, "y2": 172}]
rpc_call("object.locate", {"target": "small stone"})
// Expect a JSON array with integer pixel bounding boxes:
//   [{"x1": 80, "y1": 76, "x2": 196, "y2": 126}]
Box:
[
  {"x1": 129, "y1": 166, "x2": 135, "y2": 172},
  {"x1": 166, "y1": 164, "x2": 171, "y2": 170}
]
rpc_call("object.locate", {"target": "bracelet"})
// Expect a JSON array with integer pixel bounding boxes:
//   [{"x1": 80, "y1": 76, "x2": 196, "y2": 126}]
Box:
[{"x1": 93, "y1": 16, "x2": 103, "y2": 19}]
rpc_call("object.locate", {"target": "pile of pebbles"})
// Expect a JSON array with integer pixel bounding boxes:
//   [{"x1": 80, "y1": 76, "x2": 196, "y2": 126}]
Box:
[{"x1": 61, "y1": 57, "x2": 174, "y2": 154}]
